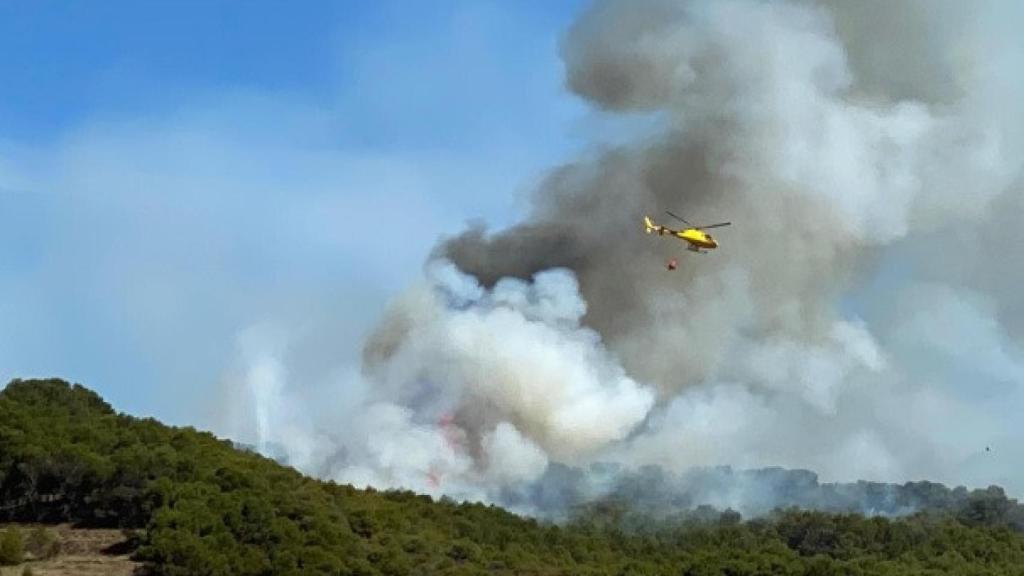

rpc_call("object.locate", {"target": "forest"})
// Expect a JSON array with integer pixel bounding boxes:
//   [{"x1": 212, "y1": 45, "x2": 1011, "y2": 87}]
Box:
[{"x1": 2, "y1": 378, "x2": 1024, "y2": 575}]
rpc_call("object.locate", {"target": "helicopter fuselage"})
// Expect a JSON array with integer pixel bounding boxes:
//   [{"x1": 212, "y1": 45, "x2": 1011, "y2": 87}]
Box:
[{"x1": 671, "y1": 227, "x2": 718, "y2": 250}]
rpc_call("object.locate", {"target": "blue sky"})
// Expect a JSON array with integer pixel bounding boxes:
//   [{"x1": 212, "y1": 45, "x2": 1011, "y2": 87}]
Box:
[{"x1": 0, "y1": 0, "x2": 592, "y2": 426}]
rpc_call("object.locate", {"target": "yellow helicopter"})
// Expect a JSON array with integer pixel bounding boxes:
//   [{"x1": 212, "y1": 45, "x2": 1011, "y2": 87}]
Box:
[{"x1": 644, "y1": 211, "x2": 731, "y2": 262}]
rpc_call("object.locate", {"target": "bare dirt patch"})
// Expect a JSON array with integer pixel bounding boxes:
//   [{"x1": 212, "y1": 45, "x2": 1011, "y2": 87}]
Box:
[{"x1": 0, "y1": 524, "x2": 141, "y2": 576}]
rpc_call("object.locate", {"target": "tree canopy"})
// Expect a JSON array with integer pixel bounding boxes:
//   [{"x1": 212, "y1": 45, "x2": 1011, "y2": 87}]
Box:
[{"x1": 2, "y1": 378, "x2": 1024, "y2": 575}]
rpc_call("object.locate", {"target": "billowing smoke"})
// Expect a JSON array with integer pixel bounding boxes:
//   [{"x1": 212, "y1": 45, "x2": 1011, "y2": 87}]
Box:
[
  {"x1": 363, "y1": 262, "x2": 654, "y2": 462},
  {"x1": 219, "y1": 0, "x2": 1024, "y2": 517}
]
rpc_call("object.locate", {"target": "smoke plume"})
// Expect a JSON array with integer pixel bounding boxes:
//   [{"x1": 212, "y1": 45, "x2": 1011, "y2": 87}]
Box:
[{"x1": 220, "y1": 0, "x2": 1024, "y2": 517}]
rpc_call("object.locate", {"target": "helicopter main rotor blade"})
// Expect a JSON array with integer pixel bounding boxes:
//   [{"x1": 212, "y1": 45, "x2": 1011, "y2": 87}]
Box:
[
  {"x1": 696, "y1": 222, "x2": 731, "y2": 229},
  {"x1": 665, "y1": 210, "x2": 694, "y2": 226}
]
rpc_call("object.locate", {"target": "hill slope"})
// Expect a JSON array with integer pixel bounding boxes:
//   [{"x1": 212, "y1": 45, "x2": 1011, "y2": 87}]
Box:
[{"x1": 3, "y1": 378, "x2": 1024, "y2": 575}]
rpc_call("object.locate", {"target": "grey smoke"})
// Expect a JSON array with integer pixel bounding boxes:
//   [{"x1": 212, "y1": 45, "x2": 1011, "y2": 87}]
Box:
[
  {"x1": 219, "y1": 0, "x2": 1024, "y2": 517},
  {"x1": 501, "y1": 463, "x2": 1024, "y2": 525}
]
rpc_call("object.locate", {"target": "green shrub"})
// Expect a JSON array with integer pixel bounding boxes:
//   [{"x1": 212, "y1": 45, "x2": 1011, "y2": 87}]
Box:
[{"x1": 0, "y1": 528, "x2": 24, "y2": 565}]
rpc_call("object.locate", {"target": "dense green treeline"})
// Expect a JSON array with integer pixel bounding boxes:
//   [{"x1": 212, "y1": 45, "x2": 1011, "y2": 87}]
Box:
[{"x1": 3, "y1": 378, "x2": 1024, "y2": 575}]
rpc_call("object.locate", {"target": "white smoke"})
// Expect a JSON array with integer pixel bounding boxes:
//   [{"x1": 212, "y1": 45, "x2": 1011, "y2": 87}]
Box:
[
  {"x1": 363, "y1": 262, "x2": 653, "y2": 484},
  {"x1": 218, "y1": 0, "x2": 1024, "y2": 513},
  {"x1": 223, "y1": 262, "x2": 654, "y2": 499}
]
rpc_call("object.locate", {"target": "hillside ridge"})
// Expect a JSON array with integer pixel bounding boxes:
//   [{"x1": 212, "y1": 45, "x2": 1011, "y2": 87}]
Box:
[{"x1": 3, "y1": 377, "x2": 1024, "y2": 575}]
